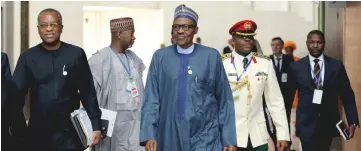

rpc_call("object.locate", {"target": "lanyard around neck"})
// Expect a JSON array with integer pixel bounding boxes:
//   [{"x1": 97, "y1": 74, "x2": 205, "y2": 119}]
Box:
[
  {"x1": 232, "y1": 55, "x2": 253, "y2": 81},
  {"x1": 110, "y1": 46, "x2": 131, "y2": 76},
  {"x1": 310, "y1": 61, "x2": 324, "y2": 86}
]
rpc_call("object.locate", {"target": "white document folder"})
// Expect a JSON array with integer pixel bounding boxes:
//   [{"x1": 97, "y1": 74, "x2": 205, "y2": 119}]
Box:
[{"x1": 100, "y1": 108, "x2": 117, "y2": 137}]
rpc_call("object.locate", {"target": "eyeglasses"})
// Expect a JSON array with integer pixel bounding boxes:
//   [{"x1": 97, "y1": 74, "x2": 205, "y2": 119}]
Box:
[
  {"x1": 37, "y1": 23, "x2": 61, "y2": 29},
  {"x1": 172, "y1": 24, "x2": 196, "y2": 31}
]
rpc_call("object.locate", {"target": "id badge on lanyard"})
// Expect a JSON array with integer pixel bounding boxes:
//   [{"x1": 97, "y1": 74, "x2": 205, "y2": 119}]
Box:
[
  {"x1": 311, "y1": 63, "x2": 324, "y2": 104},
  {"x1": 126, "y1": 78, "x2": 139, "y2": 98},
  {"x1": 110, "y1": 46, "x2": 139, "y2": 98}
]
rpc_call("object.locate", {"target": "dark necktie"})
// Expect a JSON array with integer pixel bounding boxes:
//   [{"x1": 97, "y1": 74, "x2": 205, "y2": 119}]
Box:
[
  {"x1": 243, "y1": 57, "x2": 248, "y2": 69},
  {"x1": 276, "y1": 58, "x2": 281, "y2": 72},
  {"x1": 313, "y1": 59, "x2": 322, "y2": 89}
]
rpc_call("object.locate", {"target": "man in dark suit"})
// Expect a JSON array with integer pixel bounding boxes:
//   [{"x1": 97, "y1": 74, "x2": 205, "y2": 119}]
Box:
[
  {"x1": 264, "y1": 37, "x2": 295, "y2": 151},
  {"x1": 270, "y1": 37, "x2": 295, "y2": 121},
  {"x1": 289, "y1": 30, "x2": 359, "y2": 151},
  {"x1": 1, "y1": 52, "x2": 27, "y2": 151},
  {"x1": 1, "y1": 52, "x2": 12, "y2": 79},
  {"x1": 2, "y1": 52, "x2": 13, "y2": 149}
]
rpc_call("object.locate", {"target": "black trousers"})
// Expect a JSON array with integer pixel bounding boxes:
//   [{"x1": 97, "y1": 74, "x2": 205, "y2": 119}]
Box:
[
  {"x1": 2, "y1": 133, "x2": 17, "y2": 151},
  {"x1": 300, "y1": 137, "x2": 333, "y2": 151},
  {"x1": 264, "y1": 106, "x2": 292, "y2": 151},
  {"x1": 28, "y1": 127, "x2": 85, "y2": 151},
  {"x1": 1, "y1": 126, "x2": 27, "y2": 151},
  {"x1": 299, "y1": 124, "x2": 334, "y2": 151}
]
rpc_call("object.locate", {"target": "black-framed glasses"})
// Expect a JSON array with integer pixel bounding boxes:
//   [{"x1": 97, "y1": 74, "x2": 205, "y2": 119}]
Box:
[
  {"x1": 172, "y1": 24, "x2": 196, "y2": 31},
  {"x1": 37, "y1": 22, "x2": 61, "y2": 29}
]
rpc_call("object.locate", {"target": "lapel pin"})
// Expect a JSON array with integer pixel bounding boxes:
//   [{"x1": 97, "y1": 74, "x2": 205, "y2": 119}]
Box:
[
  {"x1": 63, "y1": 65, "x2": 67, "y2": 76},
  {"x1": 188, "y1": 70, "x2": 193, "y2": 75}
]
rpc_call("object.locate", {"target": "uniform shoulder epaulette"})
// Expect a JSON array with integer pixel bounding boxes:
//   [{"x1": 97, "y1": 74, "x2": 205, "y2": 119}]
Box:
[
  {"x1": 92, "y1": 50, "x2": 100, "y2": 56},
  {"x1": 252, "y1": 52, "x2": 270, "y2": 60},
  {"x1": 222, "y1": 53, "x2": 232, "y2": 61}
]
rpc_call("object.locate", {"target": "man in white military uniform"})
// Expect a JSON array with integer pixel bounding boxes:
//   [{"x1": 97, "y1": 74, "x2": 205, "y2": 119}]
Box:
[{"x1": 222, "y1": 20, "x2": 290, "y2": 151}]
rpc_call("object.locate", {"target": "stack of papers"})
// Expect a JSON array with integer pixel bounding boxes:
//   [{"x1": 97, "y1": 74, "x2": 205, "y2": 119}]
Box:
[{"x1": 70, "y1": 108, "x2": 117, "y2": 148}]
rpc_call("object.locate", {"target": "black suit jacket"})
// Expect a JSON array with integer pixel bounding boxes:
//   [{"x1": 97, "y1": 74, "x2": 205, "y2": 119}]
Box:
[
  {"x1": 223, "y1": 46, "x2": 232, "y2": 54},
  {"x1": 1, "y1": 52, "x2": 27, "y2": 150},
  {"x1": 270, "y1": 54, "x2": 294, "y2": 122},
  {"x1": 2, "y1": 52, "x2": 12, "y2": 132},
  {"x1": 289, "y1": 55, "x2": 359, "y2": 140}
]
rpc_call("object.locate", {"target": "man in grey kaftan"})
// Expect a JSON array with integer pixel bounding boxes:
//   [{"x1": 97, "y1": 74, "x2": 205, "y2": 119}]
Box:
[{"x1": 89, "y1": 17, "x2": 146, "y2": 151}]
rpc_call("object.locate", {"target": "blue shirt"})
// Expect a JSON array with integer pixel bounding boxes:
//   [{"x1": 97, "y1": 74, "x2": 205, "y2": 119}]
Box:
[{"x1": 176, "y1": 44, "x2": 195, "y2": 54}]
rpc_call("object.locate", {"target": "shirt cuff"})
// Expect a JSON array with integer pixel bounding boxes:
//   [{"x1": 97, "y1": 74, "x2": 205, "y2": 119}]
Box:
[{"x1": 90, "y1": 118, "x2": 101, "y2": 131}]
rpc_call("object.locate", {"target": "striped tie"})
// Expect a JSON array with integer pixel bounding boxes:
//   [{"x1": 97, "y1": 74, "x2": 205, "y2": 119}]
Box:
[{"x1": 313, "y1": 59, "x2": 322, "y2": 89}]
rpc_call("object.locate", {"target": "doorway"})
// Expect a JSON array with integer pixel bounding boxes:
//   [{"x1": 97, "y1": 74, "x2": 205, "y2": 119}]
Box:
[{"x1": 83, "y1": 6, "x2": 164, "y2": 83}]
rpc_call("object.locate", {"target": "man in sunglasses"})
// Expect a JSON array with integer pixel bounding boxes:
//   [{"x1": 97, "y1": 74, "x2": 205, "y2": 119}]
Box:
[
  {"x1": 222, "y1": 20, "x2": 289, "y2": 151},
  {"x1": 140, "y1": 4, "x2": 237, "y2": 151}
]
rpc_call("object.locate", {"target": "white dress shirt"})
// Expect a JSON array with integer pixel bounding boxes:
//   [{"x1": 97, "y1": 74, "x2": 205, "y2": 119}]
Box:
[
  {"x1": 235, "y1": 52, "x2": 253, "y2": 69},
  {"x1": 273, "y1": 54, "x2": 283, "y2": 72}
]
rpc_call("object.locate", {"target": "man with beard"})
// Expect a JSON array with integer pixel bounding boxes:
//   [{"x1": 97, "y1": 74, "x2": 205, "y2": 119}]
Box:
[
  {"x1": 288, "y1": 30, "x2": 359, "y2": 151},
  {"x1": 222, "y1": 20, "x2": 289, "y2": 151},
  {"x1": 88, "y1": 17, "x2": 146, "y2": 151},
  {"x1": 140, "y1": 4, "x2": 237, "y2": 151},
  {"x1": 12, "y1": 8, "x2": 102, "y2": 151}
]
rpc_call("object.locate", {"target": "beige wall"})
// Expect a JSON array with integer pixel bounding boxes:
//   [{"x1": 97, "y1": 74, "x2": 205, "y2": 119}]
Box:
[
  {"x1": 343, "y1": 2, "x2": 361, "y2": 150},
  {"x1": 159, "y1": 1, "x2": 317, "y2": 56},
  {"x1": 2, "y1": 1, "x2": 318, "y2": 69},
  {"x1": 28, "y1": 1, "x2": 317, "y2": 57},
  {"x1": 1, "y1": 1, "x2": 21, "y2": 71},
  {"x1": 324, "y1": 3, "x2": 344, "y2": 61},
  {"x1": 323, "y1": 2, "x2": 361, "y2": 151},
  {"x1": 324, "y1": 3, "x2": 344, "y2": 151}
]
